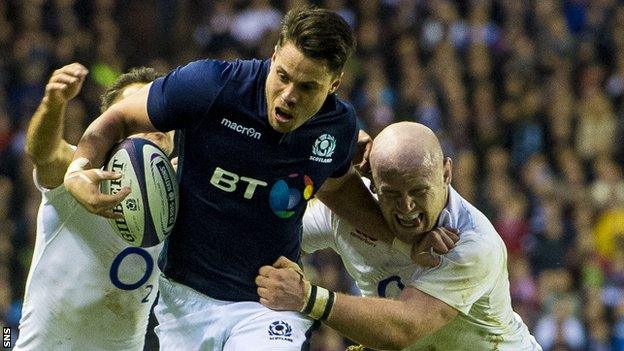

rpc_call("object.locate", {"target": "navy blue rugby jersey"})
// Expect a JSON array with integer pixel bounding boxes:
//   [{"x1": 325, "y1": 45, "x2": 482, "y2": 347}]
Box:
[{"x1": 147, "y1": 59, "x2": 358, "y2": 301}]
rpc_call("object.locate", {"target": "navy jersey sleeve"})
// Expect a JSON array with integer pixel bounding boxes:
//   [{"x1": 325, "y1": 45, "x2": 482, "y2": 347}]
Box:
[
  {"x1": 330, "y1": 105, "x2": 358, "y2": 178},
  {"x1": 147, "y1": 59, "x2": 233, "y2": 131}
]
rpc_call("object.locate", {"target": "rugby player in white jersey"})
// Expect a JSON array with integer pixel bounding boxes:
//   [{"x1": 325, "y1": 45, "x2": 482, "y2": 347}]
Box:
[
  {"x1": 256, "y1": 122, "x2": 542, "y2": 350},
  {"x1": 15, "y1": 63, "x2": 173, "y2": 350}
]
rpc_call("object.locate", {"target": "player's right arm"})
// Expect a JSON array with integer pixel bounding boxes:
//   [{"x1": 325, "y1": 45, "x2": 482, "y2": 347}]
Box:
[
  {"x1": 257, "y1": 234, "x2": 498, "y2": 350},
  {"x1": 256, "y1": 255, "x2": 459, "y2": 350},
  {"x1": 25, "y1": 63, "x2": 88, "y2": 189},
  {"x1": 64, "y1": 60, "x2": 230, "y2": 218},
  {"x1": 63, "y1": 83, "x2": 156, "y2": 218}
]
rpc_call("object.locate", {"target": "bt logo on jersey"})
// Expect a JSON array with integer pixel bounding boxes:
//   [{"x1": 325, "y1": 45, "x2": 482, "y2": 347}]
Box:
[
  {"x1": 209, "y1": 167, "x2": 314, "y2": 218},
  {"x1": 210, "y1": 167, "x2": 268, "y2": 199}
]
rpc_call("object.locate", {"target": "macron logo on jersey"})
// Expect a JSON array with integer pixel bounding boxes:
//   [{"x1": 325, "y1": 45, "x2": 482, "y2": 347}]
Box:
[{"x1": 221, "y1": 118, "x2": 262, "y2": 140}]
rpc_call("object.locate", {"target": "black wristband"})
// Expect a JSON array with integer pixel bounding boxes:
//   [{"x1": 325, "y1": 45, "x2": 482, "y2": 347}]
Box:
[
  {"x1": 320, "y1": 290, "x2": 335, "y2": 321},
  {"x1": 301, "y1": 284, "x2": 317, "y2": 315}
]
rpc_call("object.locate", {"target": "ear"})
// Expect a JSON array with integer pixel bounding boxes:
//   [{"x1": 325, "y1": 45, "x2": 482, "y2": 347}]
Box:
[
  {"x1": 328, "y1": 72, "x2": 343, "y2": 95},
  {"x1": 443, "y1": 157, "x2": 452, "y2": 186},
  {"x1": 271, "y1": 45, "x2": 279, "y2": 62}
]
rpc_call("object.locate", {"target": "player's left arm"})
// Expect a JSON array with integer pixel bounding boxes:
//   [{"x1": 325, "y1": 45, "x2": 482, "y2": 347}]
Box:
[
  {"x1": 316, "y1": 166, "x2": 394, "y2": 245},
  {"x1": 256, "y1": 256, "x2": 458, "y2": 350},
  {"x1": 25, "y1": 63, "x2": 89, "y2": 188}
]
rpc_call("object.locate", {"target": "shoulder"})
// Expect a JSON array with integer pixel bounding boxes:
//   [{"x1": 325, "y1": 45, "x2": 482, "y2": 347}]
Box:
[
  {"x1": 184, "y1": 58, "x2": 234, "y2": 73},
  {"x1": 409, "y1": 234, "x2": 504, "y2": 313},
  {"x1": 333, "y1": 98, "x2": 357, "y2": 138},
  {"x1": 307, "y1": 96, "x2": 357, "y2": 145},
  {"x1": 169, "y1": 58, "x2": 266, "y2": 86},
  {"x1": 437, "y1": 228, "x2": 506, "y2": 285},
  {"x1": 157, "y1": 59, "x2": 238, "y2": 87},
  {"x1": 446, "y1": 189, "x2": 505, "y2": 267},
  {"x1": 447, "y1": 235, "x2": 499, "y2": 264},
  {"x1": 326, "y1": 95, "x2": 357, "y2": 123},
  {"x1": 337, "y1": 99, "x2": 357, "y2": 130},
  {"x1": 338, "y1": 97, "x2": 357, "y2": 118},
  {"x1": 228, "y1": 59, "x2": 268, "y2": 81}
]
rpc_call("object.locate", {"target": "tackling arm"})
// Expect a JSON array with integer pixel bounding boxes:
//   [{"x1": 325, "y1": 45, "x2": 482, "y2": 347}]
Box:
[
  {"x1": 25, "y1": 63, "x2": 88, "y2": 188},
  {"x1": 256, "y1": 256, "x2": 458, "y2": 350},
  {"x1": 316, "y1": 167, "x2": 395, "y2": 245},
  {"x1": 324, "y1": 287, "x2": 458, "y2": 350}
]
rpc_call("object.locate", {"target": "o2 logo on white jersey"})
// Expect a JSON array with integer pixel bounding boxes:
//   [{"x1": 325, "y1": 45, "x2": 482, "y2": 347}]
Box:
[
  {"x1": 109, "y1": 247, "x2": 155, "y2": 303},
  {"x1": 378, "y1": 275, "x2": 405, "y2": 298}
]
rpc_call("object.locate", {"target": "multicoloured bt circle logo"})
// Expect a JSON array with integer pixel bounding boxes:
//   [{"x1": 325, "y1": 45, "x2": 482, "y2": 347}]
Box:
[{"x1": 269, "y1": 173, "x2": 314, "y2": 218}]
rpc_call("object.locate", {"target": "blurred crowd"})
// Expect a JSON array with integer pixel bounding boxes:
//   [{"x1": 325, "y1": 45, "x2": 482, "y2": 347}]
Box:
[{"x1": 1, "y1": 0, "x2": 624, "y2": 350}]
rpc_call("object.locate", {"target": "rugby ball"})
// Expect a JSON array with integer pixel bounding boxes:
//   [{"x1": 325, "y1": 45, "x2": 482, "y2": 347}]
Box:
[{"x1": 100, "y1": 138, "x2": 179, "y2": 247}]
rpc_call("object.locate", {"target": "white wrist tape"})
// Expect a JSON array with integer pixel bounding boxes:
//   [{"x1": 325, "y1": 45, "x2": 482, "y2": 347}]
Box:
[
  {"x1": 300, "y1": 282, "x2": 335, "y2": 321},
  {"x1": 64, "y1": 157, "x2": 91, "y2": 181},
  {"x1": 392, "y1": 237, "x2": 412, "y2": 258}
]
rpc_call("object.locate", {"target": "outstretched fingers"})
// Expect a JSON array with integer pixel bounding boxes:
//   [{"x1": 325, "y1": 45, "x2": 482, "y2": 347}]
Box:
[{"x1": 65, "y1": 168, "x2": 130, "y2": 218}]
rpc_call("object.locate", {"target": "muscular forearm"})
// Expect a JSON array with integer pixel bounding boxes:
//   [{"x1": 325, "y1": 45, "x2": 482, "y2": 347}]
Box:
[
  {"x1": 25, "y1": 96, "x2": 66, "y2": 164},
  {"x1": 257, "y1": 259, "x2": 458, "y2": 350},
  {"x1": 317, "y1": 171, "x2": 394, "y2": 244},
  {"x1": 325, "y1": 294, "x2": 422, "y2": 350},
  {"x1": 73, "y1": 84, "x2": 157, "y2": 168},
  {"x1": 74, "y1": 109, "x2": 131, "y2": 167}
]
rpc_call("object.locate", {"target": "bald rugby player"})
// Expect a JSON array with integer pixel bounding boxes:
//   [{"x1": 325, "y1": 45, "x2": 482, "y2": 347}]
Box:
[{"x1": 257, "y1": 122, "x2": 542, "y2": 350}]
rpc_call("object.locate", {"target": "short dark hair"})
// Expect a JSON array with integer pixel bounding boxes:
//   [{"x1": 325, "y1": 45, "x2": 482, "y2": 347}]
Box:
[
  {"x1": 100, "y1": 67, "x2": 161, "y2": 113},
  {"x1": 277, "y1": 7, "x2": 355, "y2": 75}
]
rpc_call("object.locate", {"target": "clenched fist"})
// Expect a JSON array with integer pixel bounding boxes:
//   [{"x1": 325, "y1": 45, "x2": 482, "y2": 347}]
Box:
[{"x1": 44, "y1": 62, "x2": 88, "y2": 106}]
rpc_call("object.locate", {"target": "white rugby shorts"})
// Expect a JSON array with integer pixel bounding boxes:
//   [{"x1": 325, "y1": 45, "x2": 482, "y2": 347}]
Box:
[{"x1": 154, "y1": 275, "x2": 319, "y2": 350}]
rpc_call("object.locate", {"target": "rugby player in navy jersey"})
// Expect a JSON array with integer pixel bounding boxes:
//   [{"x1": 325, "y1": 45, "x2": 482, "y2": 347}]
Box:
[{"x1": 63, "y1": 7, "x2": 455, "y2": 350}]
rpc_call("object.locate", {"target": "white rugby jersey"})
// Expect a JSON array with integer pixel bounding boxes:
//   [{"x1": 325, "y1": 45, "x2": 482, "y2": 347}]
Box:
[
  {"x1": 14, "y1": 171, "x2": 162, "y2": 350},
  {"x1": 303, "y1": 184, "x2": 541, "y2": 351}
]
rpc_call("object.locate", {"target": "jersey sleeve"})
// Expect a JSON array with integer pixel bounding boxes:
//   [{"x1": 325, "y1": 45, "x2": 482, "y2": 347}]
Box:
[
  {"x1": 407, "y1": 236, "x2": 501, "y2": 315},
  {"x1": 31, "y1": 145, "x2": 79, "y2": 206},
  {"x1": 147, "y1": 59, "x2": 233, "y2": 131},
  {"x1": 32, "y1": 169, "x2": 83, "y2": 235},
  {"x1": 302, "y1": 198, "x2": 337, "y2": 253}
]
